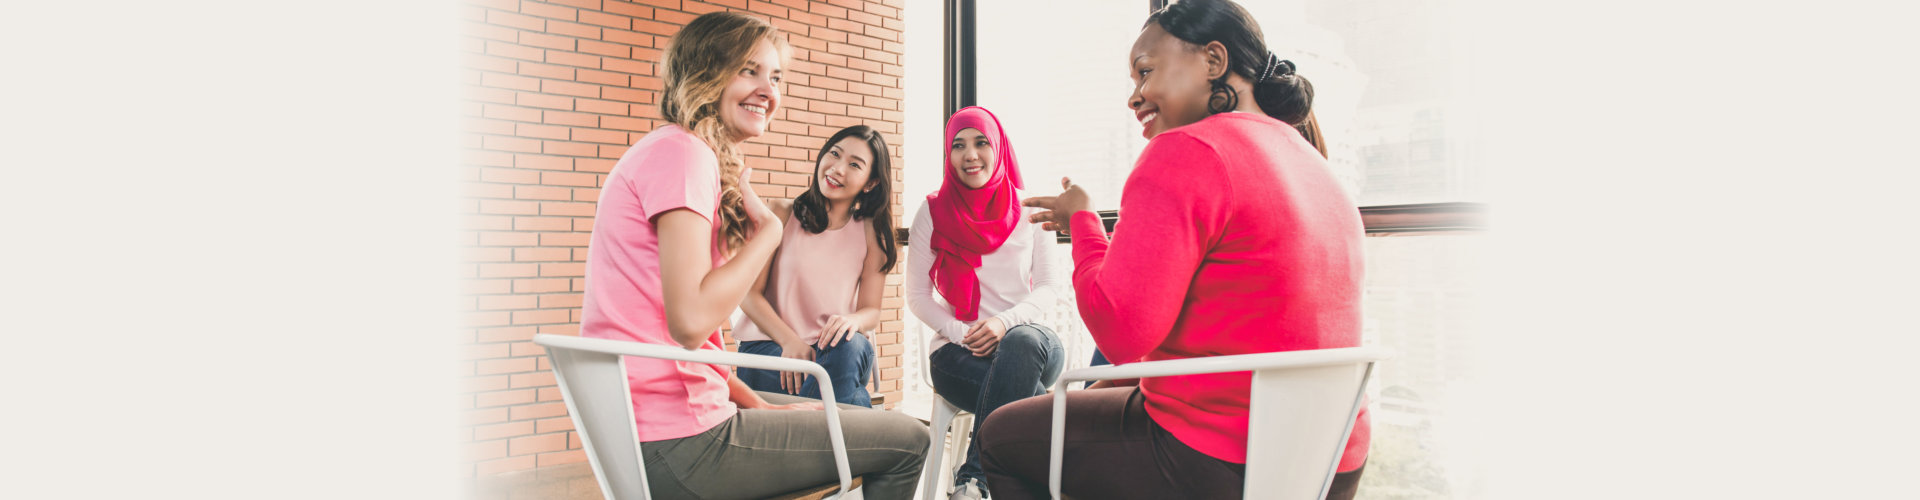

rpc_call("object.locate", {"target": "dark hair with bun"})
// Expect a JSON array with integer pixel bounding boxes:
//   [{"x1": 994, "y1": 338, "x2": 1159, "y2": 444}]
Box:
[{"x1": 1146, "y1": 0, "x2": 1327, "y2": 157}]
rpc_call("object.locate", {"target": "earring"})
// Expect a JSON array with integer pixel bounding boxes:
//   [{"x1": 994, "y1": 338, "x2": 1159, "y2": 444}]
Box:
[{"x1": 1207, "y1": 77, "x2": 1238, "y2": 115}]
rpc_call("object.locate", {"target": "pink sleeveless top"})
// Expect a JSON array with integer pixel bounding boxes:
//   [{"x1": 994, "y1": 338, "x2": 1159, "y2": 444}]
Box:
[{"x1": 732, "y1": 213, "x2": 870, "y2": 344}]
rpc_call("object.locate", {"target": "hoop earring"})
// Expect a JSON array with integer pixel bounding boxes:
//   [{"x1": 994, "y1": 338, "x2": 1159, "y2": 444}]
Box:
[{"x1": 1207, "y1": 77, "x2": 1238, "y2": 115}]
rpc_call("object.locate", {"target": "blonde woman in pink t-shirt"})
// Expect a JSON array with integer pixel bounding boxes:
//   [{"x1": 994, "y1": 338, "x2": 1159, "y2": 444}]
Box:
[
  {"x1": 732, "y1": 125, "x2": 899, "y2": 407},
  {"x1": 579, "y1": 12, "x2": 926, "y2": 499}
]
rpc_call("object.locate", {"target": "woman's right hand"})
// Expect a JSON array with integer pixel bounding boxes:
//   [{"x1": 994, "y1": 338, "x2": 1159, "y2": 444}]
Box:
[
  {"x1": 777, "y1": 339, "x2": 815, "y2": 394},
  {"x1": 740, "y1": 168, "x2": 783, "y2": 240}
]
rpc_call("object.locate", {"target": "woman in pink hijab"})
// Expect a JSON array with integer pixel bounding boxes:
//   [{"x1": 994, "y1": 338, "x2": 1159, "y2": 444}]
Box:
[{"x1": 905, "y1": 106, "x2": 1067, "y2": 500}]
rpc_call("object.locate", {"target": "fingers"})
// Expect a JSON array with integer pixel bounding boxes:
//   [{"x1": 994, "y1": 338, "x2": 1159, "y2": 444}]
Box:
[
  {"x1": 1028, "y1": 211, "x2": 1054, "y2": 224},
  {"x1": 1021, "y1": 196, "x2": 1056, "y2": 208},
  {"x1": 1041, "y1": 222, "x2": 1057, "y2": 232},
  {"x1": 1061, "y1": 176, "x2": 1074, "y2": 190}
]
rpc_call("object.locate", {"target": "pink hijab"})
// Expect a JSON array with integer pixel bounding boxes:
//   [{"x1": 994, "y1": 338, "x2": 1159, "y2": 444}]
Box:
[{"x1": 927, "y1": 106, "x2": 1025, "y2": 322}]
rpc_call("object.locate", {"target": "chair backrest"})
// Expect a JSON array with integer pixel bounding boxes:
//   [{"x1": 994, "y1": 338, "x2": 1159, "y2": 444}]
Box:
[
  {"x1": 539, "y1": 338, "x2": 652, "y2": 500},
  {"x1": 1243, "y1": 359, "x2": 1376, "y2": 500}
]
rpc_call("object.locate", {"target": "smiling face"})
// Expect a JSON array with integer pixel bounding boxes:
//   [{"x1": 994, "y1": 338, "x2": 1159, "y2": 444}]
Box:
[
  {"x1": 1128, "y1": 24, "x2": 1216, "y2": 139},
  {"x1": 948, "y1": 127, "x2": 994, "y2": 189},
  {"x1": 719, "y1": 38, "x2": 783, "y2": 142},
  {"x1": 815, "y1": 136, "x2": 876, "y2": 203}
]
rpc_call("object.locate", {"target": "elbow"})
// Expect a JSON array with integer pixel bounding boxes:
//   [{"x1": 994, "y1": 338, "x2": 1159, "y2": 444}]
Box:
[{"x1": 664, "y1": 316, "x2": 713, "y2": 350}]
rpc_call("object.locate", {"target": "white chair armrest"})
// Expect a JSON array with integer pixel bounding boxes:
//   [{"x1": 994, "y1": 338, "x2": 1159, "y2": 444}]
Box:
[
  {"x1": 1047, "y1": 347, "x2": 1388, "y2": 499},
  {"x1": 534, "y1": 334, "x2": 858, "y2": 497}
]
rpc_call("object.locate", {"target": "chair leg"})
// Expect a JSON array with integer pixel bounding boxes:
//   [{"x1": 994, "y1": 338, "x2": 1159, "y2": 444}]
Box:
[{"x1": 923, "y1": 397, "x2": 958, "y2": 500}]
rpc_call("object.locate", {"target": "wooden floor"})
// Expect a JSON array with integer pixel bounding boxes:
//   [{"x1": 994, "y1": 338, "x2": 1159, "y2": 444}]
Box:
[{"x1": 471, "y1": 462, "x2": 603, "y2": 500}]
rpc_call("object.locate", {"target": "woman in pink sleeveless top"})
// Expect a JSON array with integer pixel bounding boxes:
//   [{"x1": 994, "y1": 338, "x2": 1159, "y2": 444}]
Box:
[{"x1": 733, "y1": 125, "x2": 899, "y2": 406}]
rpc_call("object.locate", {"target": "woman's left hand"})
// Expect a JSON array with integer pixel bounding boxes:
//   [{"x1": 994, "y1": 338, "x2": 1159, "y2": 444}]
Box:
[
  {"x1": 962, "y1": 317, "x2": 1007, "y2": 357},
  {"x1": 1020, "y1": 177, "x2": 1093, "y2": 232},
  {"x1": 816, "y1": 314, "x2": 859, "y2": 349}
]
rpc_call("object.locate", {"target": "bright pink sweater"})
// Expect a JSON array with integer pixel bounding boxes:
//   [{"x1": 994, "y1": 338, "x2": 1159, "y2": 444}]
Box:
[{"x1": 1069, "y1": 112, "x2": 1369, "y2": 471}]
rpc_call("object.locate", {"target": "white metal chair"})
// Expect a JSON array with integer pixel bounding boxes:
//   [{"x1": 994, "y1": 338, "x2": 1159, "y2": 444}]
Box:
[
  {"x1": 920, "y1": 353, "x2": 974, "y2": 500},
  {"x1": 1047, "y1": 347, "x2": 1387, "y2": 500},
  {"x1": 534, "y1": 333, "x2": 863, "y2": 500}
]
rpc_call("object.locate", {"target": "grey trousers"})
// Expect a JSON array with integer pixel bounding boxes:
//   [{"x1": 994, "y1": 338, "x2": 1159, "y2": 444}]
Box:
[{"x1": 639, "y1": 391, "x2": 930, "y2": 499}]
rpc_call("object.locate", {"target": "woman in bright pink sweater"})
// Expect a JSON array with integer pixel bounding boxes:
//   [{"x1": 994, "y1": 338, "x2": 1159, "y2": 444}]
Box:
[{"x1": 979, "y1": 1, "x2": 1368, "y2": 498}]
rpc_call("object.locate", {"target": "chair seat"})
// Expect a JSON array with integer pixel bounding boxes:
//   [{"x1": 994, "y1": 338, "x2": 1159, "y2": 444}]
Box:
[{"x1": 766, "y1": 476, "x2": 864, "y2": 500}]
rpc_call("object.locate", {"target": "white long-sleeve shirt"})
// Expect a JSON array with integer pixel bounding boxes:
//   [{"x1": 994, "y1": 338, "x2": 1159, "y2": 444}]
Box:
[{"x1": 906, "y1": 196, "x2": 1064, "y2": 352}]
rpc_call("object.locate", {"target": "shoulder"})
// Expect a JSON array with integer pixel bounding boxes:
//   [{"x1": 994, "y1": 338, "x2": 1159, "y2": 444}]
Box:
[
  {"x1": 911, "y1": 201, "x2": 934, "y2": 229},
  {"x1": 637, "y1": 126, "x2": 720, "y2": 173},
  {"x1": 770, "y1": 197, "x2": 793, "y2": 220}
]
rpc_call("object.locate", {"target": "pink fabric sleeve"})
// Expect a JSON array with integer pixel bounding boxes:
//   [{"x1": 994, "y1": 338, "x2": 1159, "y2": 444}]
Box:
[
  {"x1": 1069, "y1": 132, "x2": 1229, "y2": 364},
  {"x1": 635, "y1": 133, "x2": 720, "y2": 223}
]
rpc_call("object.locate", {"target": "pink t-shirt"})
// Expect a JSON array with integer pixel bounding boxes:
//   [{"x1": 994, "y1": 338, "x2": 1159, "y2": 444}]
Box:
[
  {"x1": 579, "y1": 124, "x2": 737, "y2": 443},
  {"x1": 1069, "y1": 112, "x2": 1370, "y2": 470}
]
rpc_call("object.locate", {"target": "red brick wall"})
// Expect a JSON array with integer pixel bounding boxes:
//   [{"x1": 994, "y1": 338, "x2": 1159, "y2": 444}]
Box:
[{"x1": 455, "y1": 0, "x2": 907, "y2": 478}]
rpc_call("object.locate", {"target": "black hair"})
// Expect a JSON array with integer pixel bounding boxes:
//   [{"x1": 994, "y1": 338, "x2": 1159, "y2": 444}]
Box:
[
  {"x1": 1147, "y1": 0, "x2": 1325, "y2": 155},
  {"x1": 791, "y1": 125, "x2": 898, "y2": 272}
]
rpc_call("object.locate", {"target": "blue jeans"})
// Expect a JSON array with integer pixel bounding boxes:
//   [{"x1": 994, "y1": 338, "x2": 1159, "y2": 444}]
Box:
[
  {"x1": 736, "y1": 334, "x2": 875, "y2": 407},
  {"x1": 930, "y1": 324, "x2": 1064, "y2": 487}
]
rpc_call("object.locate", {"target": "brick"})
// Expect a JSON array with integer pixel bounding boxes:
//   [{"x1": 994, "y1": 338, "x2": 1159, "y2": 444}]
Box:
[
  {"x1": 516, "y1": 122, "x2": 569, "y2": 140},
  {"x1": 541, "y1": 79, "x2": 600, "y2": 98},
  {"x1": 463, "y1": 246, "x2": 513, "y2": 262},
  {"x1": 575, "y1": 158, "x2": 617, "y2": 173},
  {"x1": 575, "y1": 68, "x2": 627, "y2": 87},
  {"x1": 514, "y1": 153, "x2": 573, "y2": 170},
  {"x1": 543, "y1": 171, "x2": 599, "y2": 187},
  {"x1": 543, "y1": 140, "x2": 598, "y2": 156},
  {"x1": 603, "y1": 57, "x2": 652, "y2": 76},
  {"x1": 629, "y1": 0, "x2": 680, "y2": 8},
  {"x1": 513, "y1": 278, "x2": 572, "y2": 293},
  {"x1": 515, "y1": 247, "x2": 572, "y2": 261},
  {"x1": 476, "y1": 388, "x2": 537, "y2": 407},
  {"x1": 513, "y1": 308, "x2": 571, "y2": 325},
  {"x1": 480, "y1": 262, "x2": 539, "y2": 278},
  {"x1": 545, "y1": 50, "x2": 600, "y2": 69},
  {"x1": 510, "y1": 402, "x2": 569, "y2": 420},
  {"x1": 542, "y1": 110, "x2": 598, "y2": 127},
  {"x1": 477, "y1": 326, "x2": 538, "y2": 343},
  {"x1": 535, "y1": 416, "x2": 576, "y2": 434},
  {"x1": 572, "y1": 127, "x2": 627, "y2": 145},
  {"x1": 520, "y1": 31, "x2": 575, "y2": 51},
  {"x1": 520, "y1": 0, "x2": 578, "y2": 20},
  {"x1": 510, "y1": 341, "x2": 548, "y2": 357},
  {"x1": 479, "y1": 167, "x2": 538, "y2": 184},
  {"x1": 846, "y1": 9, "x2": 883, "y2": 27},
  {"x1": 487, "y1": 10, "x2": 545, "y2": 31},
  {"x1": 476, "y1": 357, "x2": 536, "y2": 375},
  {"x1": 575, "y1": 98, "x2": 628, "y2": 115},
  {"x1": 515, "y1": 216, "x2": 573, "y2": 231},
  {"x1": 486, "y1": 40, "x2": 545, "y2": 62},
  {"x1": 538, "y1": 292, "x2": 585, "y2": 308},
  {"x1": 545, "y1": 20, "x2": 601, "y2": 39},
  {"x1": 473, "y1": 420, "x2": 535, "y2": 441},
  {"x1": 479, "y1": 231, "x2": 537, "y2": 247}
]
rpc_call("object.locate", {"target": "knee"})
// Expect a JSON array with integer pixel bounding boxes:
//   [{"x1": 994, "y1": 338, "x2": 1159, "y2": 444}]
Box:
[
  {"x1": 978, "y1": 394, "x2": 1049, "y2": 450},
  {"x1": 998, "y1": 325, "x2": 1058, "y2": 357}
]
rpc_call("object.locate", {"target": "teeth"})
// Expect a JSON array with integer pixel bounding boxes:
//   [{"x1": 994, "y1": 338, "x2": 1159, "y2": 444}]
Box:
[
  {"x1": 1140, "y1": 112, "x2": 1156, "y2": 126},
  {"x1": 743, "y1": 104, "x2": 766, "y2": 116}
]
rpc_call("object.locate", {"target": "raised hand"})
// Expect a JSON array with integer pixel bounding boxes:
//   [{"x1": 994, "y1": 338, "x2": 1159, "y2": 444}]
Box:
[
  {"x1": 1019, "y1": 177, "x2": 1093, "y2": 232},
  {"x1": 740, "y1": 168, "x2": 783, "y2": 237}
]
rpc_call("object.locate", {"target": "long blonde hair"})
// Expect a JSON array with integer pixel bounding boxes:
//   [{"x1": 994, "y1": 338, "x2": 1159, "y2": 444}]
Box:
[{"x1": 659, "y1": 12, "x2": 789, "y2": 252}]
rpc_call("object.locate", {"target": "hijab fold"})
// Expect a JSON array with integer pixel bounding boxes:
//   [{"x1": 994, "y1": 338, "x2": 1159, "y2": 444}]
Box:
[{"x1": 927, "y1": 106, "x2": 1024, "y2": 322}]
